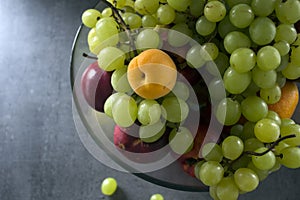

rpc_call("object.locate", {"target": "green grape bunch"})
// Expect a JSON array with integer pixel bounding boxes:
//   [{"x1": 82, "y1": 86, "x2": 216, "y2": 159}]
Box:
[{"x1": 78, "y1": 0, "x2": 300, "y2": 199}]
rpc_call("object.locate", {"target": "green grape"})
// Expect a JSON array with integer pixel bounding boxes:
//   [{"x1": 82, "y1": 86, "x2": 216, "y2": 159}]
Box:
[
  {"x1": 139, "y1": 120, "x2": 166, "y2": 143},
  {"x1": 134, "y1": 0, "x2": 159, "y2": 15},
  {"x1": 259, "y1": 84, "x2": 281, "y2": 104},
  {"x1": 173, "y1": 12, "x2": 188, "y2": 24},
  {"x1": 273, "y1": 41, "x2": 290, "y2": 56},
  {"x1": 87, "y1": 30, "x2": 102, "y2": 55},
  {"x1": 252, "y1": 147, "x2": 276, "y2": 170},
  {"x1": 82, "y1": 9, "x2": 102, "y2": 28},
  {"x1": 290, "y1": 46, "x2": 300, "y2": 65},
  {"x1": 94, "y1": 18, "x2": 119, "y2": 51},
  {"x1": 156, "y1": 4, "x2": 176, "y2": 25},
  {"x1": 217, "y1": 15, "x2": 240, "y2": 39},
  {"x1": 168, "y1": 23, "x2": 192, "y2": 47},
  {"x1": 234, "y1": 168, "x2": 259, "y2": 192},
  {"x1": 125, "y1": 13, "x2": 142, "y2": 29},
  {"x1": 251, "y1": 0, "x2": 276, "y2": 17},
  {"x1": 194, "y1": 161, "x2": 205, "y2": 180},
  {"x1": 293, "y1": 33, "x2": 300, "y2": 45},
  {"x1": 104, "y1": 93, "x2": 126, "y2": 118},
  {"x1": 254, "y1": 118, "x2": 280, "y2": 143},
  {"x1": 136, "y1": 29, "x2": 160, "y2": 49},
  {"x1": 280, "y1": 124, "x2": 300, "y2": 146},
  {"x1": 277, "y1": 55, "x2": 291, "y2": 72},
  {"x1": 275, "y1": 0, "x2": 300, "y2": 24},
  {"x1": 201, "y1": 143, "x2": 223, "y2": 162},
  {"x1": 242, "y1": 81, "x2": 260, "y2": 97},
  {"x1": 229, "y1": 4, "x2": 254, "y2": 28},
  {"x1": 244, "y1": 138, "x2": 264, "y2": 152},
  {"x1": 223, "y1": 67, "x2": 251, "y2": 94},
  {"x1": 204, "y1": 1, "x2": 227, "y2": 22},
  {"x1": 196, "y1": 16, "x2": 216, "y2": 36},
  {"x1": 167, "y1": 0, "x2": 191, "y2": 12},
  {"x1": 252, "y1": 67, "x2": 277, "y2": 89},
  {"x1": 222, "y1": 136, "x2": 244, "y2": 160},
  {"x1": 216, "y1": 176, "x2": 239, "y2": 200},
  {"x1": 223, "y1": 31, "x2": 251, "y2": 54},
  {"x1": 112, "y1": 94, "x2": 138, "y2": 127},
  {"x1": 137, "y1": 99, "x2": 161, "y2": 125},
  {"x1": 111, "y1": 67, "x2": 132, "y2": 93},
  {"x1": 282, "y1": 62, "x2": 300, "y2": 80},
  {"x1": 279, "y1": 147, "x2": 300, "y2": 169},
  {"x1": 190, "y1": 0, "x2": 205, "y2": 17},
  {"x1": 161, "y1": 96, "x2": 189, "y2": 123},
  {"x1": 208, "y1": 78, "x2": 227, "y2": 103},
  {"x1": 107, "y1": 0, "x2": 126, "y2": 8},
  {"x1": 275, "y1": 24, "x2": 297, "y2": 44},
  {"x1": 97, "y1": 47, "x2": 125, "y2": 71},
  {"x1": 249, "y1": 17, "x2": 276, "y2": 46},
  {"x1": 202, "y1": 42, "x2": 219, "y2": 60},
  {"x1": 209, "y1": 185, "x2": 219, "y2": 200},
  {"x1": 102, "y1": 8, "x2": 112, "y2": 17},
  {"x1": 257, "y1": 45, "x2": 281, "y2": 71},
  {"x1": 216, "y1": 98, "x2": 241, "y2": 126},
  {"x1": 168, "y1": 81, "x2": 190, "y2": 101},
  {"x1": 101, "y1": 177, "x2": 117, "y2": 196},
  {"x1": 281, "y1": 118, "x2": 295, "y2": 127},
  {"x1": 230, "y1": 48, "x2": 256, "y2": 73},
  {"x1": 216, "y1": 53, "x2": 230, "y2": 75},
  {"x1": 241, "y1": 96, "x2": 268, "y2": 122},
  {"x1": 186, "y1": 45, "x2": 207, "y2": 68},
  {"x1": 225, "y1": 0, "x2": 251, "y2": 8},
  {"x1": 231, "y1": 154, "x2": 252, "y2": 170},
  {"x1": 247, "y1": 161, "x2": 269, "y2": 181},
  {"x1": 275, "y1": 142, "x2": 290, "y2": 155},
  {"x1": 276, "y1": 71, "x2": 287, "y2": 88},
  {"x1": 199, "y1": 161, "x2": 224, "y2": 186},
  {"x1": 169, "y1": 127, "x2": 194, "y2": 154},
  {"x1": 142, "y1": 15, "x2": 157, "y2": 27},
  {"x1": 241, "y1": 121, "x2": 256, "y2": 140},
  {"x1": 266, "y1": 110, "x2": 281, "y2": 126},
  {"x1": 269, "y1": 157, "x2": 282, "y2": 173},
  {"x1": 230, "y1": 124, "x2": 243, "y2": 137},
  {"x1": 150, "y1": 193, "x2": 164, "y2": 200}
]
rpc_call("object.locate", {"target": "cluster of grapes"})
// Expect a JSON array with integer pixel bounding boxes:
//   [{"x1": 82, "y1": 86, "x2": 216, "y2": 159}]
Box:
[{"x1": 79, "y1": 0, "x2": 300, "y2": 199}]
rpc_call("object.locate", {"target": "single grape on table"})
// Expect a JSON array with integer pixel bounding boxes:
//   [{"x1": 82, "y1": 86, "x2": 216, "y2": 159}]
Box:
[{"x1": 77, "y1": 0, "x2": 300, "y2": 199}]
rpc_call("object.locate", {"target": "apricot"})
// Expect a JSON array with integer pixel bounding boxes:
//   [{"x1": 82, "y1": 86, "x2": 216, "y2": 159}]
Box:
[
  {"x1": 127, "y1": 49, "x2": 177, "y2": 99},
  {"x1": 268, "y1": 81, "x2": 299, "y2": 118}
]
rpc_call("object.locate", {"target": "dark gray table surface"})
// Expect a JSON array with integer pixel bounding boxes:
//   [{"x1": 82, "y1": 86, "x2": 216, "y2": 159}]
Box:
[{"x1": 0, "y1": 0, "x2": 299, "y2": 199}]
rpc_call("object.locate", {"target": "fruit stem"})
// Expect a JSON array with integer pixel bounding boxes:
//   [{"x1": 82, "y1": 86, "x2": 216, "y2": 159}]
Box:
[
  {"x1": 82, "y1": 53, "x2": 97, "y2": 60},
  {"x1": 100, "y1": 0, "x2": 138, "y2": 56},
  {"x1": 244, "y1": 134, "x2": 296, "y2": 156}
]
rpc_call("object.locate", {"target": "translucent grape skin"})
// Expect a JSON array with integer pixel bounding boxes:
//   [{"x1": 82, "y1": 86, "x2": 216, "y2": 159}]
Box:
[
  {"x1": 216, "y1": 176, "x2": 239, "y2": 200},
  {"x1": 97, "y1": 47, "x2": 125, "y2": 71},
  {"x1": 222, "y1": 136, "x2": 244, "y2": 160},
  {"x1": 259, "y1": 84, "x2": 281, "y2": 104},
  {"x1": 167, "y1": 0, "x2": 191, "y2": 12},
  {"x1": 156, "y1": 4, "x2": 176, "y2": 25},
  {"x1": 161, "y1": 96, "x2": 189, "y2": 123},
  {"x1": 257, "y1": 46, "x2": 281, "y2": 71},
  {"x1": 251, "y1": 0, "x2": 276, "y2": 17},
  {"x1": 249, "y1": 17, "x2": 276, "y2": 46},
  {"x1": 230, "y1": 48, "x2": 256, "y2": 73},
  {"x1": 229, "y1": 4, "x2": 254, "y2": 28},
  {"x1": 199, "y1": 161, "x2": 224, "y2": 186},
  {"x1": 136, "y1": 29, "x2": 160, "y2": 49},
  {"x1": 150, "y1": 193, "x2": 164, "y2": 200},
  {"x1": 82, "y1": 9, "x2": 102, "y2": 28},
  {"x1": 254, "y1": 118, "x2": 280, "y2": 143},
  {"x1": 204, "y1": 1, "x2": 227, "y2": 22},
  {"x1": 101, "y1": 177, "x2": 118, "y2": 196},
  {"x1": 280, "y1": 124, "x2": 300, "y2": 146},
  {"x1": 169, "y1": 127, "x2": 194, "y2": 155},
  {"x1": 223, "y1": 31, "x2": 251, "y2": 54},
  {"x1": 201, "y1": 143, "x2": 223, "y2": 162},
  {"x1": 134, "y1": 0, "x2": 159, "y2": 15},
  {"x1": 279, "y1": 147, "x2": 300, "y2": 169},
  {"x1": 234, "y1": 168, "x2": 259, "y2": 192},
  {"x1": 252, "y1": 147, "x2": 276, "y2": 170},
  {"x1": 223, "y1": 67, "x2": 251, "y2": 94},
  {"x1": 196, "y1": 16, "x2": 216, "y2": 36},
  {"x1": 241, "y1": 96, "x2": 268, "y2": 122},
  {"x1": 216, "y1": 98, "x2": 241, "y2": 126},
  {"x1": 137, "y1": 99, "x2": 161, "y2": 125}
]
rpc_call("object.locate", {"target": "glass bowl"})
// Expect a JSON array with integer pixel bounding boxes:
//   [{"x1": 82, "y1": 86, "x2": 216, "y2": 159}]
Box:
[{"x1": 70, "y1": 2, "x2": 211, "y2": 192}]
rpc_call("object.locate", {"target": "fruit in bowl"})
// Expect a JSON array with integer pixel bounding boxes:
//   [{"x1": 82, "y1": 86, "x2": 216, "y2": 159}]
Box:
[{"x1": 75, "y1": 0, "x2": 300, "y2": 199}]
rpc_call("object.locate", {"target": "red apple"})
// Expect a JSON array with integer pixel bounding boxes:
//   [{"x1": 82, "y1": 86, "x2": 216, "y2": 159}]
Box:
[{"x1": 81, "y1": 61, "x2": 113, "y2": 112}]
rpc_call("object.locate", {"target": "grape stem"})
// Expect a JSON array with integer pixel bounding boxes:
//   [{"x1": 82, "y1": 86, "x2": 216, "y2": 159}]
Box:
[
  {"x1": 244, "y1": 134, "x2": 296, "y2": 156},
  {"x1": 100, "y1": 0, "x2": 137, "y2": 56},
  {"x1": 82, "y1": 53, "x2": 97, "y2": 60}
]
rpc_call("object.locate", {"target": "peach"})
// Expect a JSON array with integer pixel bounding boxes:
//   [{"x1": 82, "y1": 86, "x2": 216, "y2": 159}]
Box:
[{"x1": 127, "y1": 49, "x2": 177, "y2": 99}]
